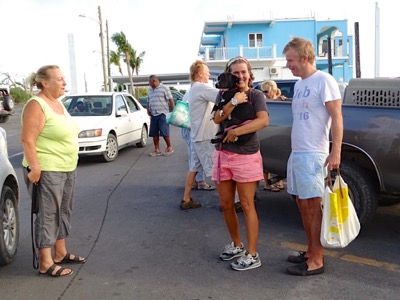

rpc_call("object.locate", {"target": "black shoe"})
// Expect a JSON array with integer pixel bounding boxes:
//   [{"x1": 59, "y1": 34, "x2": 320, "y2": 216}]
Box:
[
  {"x1": 286, "y1": 262, "x2": 324, "y2": 276},
  {"x1": 287, "y1": 251, "x2": 307, "y2": 264}
]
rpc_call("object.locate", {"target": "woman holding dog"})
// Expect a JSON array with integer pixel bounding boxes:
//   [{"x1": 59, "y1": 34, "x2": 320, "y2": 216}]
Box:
[{"x1": 212, "y1": 57, "x2": 269, "y2": 271}]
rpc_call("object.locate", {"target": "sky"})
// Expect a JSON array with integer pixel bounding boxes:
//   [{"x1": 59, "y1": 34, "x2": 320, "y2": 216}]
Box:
[{"x1": 0, "y1": 0, "x2": 397, "y2": 92}]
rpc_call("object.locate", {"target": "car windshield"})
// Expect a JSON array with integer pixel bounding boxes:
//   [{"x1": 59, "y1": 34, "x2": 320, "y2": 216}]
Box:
[{"x1": 63, "y1": 96, "x2": 112, "y2": 116}]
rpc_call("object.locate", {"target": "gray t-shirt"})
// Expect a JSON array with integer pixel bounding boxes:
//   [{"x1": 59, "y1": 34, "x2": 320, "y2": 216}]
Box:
[{"x1": 148, "y1": 83, "x2": 173, "y2": 116}]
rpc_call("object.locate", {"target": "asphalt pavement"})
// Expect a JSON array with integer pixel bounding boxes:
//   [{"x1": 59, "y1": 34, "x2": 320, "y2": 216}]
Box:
[{"x1": 0, "y1": 111, "x2": 399, "y2": 299}]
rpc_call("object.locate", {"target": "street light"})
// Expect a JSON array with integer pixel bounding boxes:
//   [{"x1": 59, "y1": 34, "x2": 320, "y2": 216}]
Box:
[{"x1": 79, "y1": 6, "x2": 108, "y2": 91}]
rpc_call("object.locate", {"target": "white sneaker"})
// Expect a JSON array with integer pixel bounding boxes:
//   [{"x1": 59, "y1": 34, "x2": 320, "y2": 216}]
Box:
[
  {"x1": 219, "y1": 242, "x2": 244, "y2": 261},
  {"x1": 231, "y1": 251, "x2": 261, "y2": 271}
]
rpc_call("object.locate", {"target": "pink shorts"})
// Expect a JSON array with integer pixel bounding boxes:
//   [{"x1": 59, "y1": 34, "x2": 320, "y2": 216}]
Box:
[{"x1": 212, "y1": 150, "x2": 264, "y2": 183}]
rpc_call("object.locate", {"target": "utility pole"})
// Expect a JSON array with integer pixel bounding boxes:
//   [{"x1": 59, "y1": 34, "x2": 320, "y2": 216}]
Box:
[
  {"x1": 98, "y1": 6, "x2": 108, "y2": 91},
  {"x1": 106, "y1": 19, "x2": 112, "y2": 92},
  {"x1": 355, "y1": 22, "x2": 361, "y2": 78},
  {"x1": 375, "y1": 2, "x2": 380, "y2": 78}
]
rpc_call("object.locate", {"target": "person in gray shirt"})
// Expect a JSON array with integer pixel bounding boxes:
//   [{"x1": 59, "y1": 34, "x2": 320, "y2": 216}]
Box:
[{"x1": 147, "y1": 75, "x2": 175, "y2": 156}]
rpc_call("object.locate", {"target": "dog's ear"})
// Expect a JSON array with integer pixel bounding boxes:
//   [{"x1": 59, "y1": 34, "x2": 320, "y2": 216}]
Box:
[
  {"x1": 230, "y1": 73, "x2": 240, "y2": 84},
  {"x1": 215, "y1": 73, "x2": 227, "y2": 89}
]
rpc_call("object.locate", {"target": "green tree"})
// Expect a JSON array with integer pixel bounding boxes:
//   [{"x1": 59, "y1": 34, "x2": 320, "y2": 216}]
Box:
[
  {"x1": 110, "y1": 50, "x2": 123, "y2": 75},
  {"x1": 1, "y1": 72, "x2": 33, "y2": 102},
  {"x1": 10, "y1": 87, "x2": 31, "y2": 103},
  {"x1": 111, "y1": 31, "x2": 134, "y2": 94},
  {"x1": 129, "y1": 49, "x2": 146, "y2": 75}
]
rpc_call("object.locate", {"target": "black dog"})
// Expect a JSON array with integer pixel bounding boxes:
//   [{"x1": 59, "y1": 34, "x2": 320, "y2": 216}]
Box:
[
  {"x1": 211, "y1": 72, "x2": 255, "y2": 145},
  {"x1": 215, "y1": 72, "x2": 240, "y2": 104}
]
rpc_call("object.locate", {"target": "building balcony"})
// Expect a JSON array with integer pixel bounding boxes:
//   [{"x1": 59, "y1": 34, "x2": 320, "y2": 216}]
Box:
[{"x1": 201, "y1": 45, "x2": 277, "y2": 62}]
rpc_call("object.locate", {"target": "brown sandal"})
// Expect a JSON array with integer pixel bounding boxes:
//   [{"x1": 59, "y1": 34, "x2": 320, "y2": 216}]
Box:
[
  {"x1": 180, "y1": 198, "x2": 201, "y2": 210},
  {"x1": 270, "y1": 184, "x2": 281, "y2": 192},
  {"x1": 276, "y1": 183, "x2": 285, "y2": 190}
]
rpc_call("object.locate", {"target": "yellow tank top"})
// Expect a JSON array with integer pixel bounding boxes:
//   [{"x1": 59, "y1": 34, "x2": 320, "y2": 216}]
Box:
[{"x1": 22, "y1": 96, "x2": 79, "y2": 172}]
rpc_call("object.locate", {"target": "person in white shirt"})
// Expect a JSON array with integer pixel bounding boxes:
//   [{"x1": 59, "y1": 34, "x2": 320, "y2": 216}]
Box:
[
  {"x1": 283, "y1": 37, "x2": 343, "y2": 276},
  {"x1": 180, "y1": 61, "x2": 219, "y2": 209}
]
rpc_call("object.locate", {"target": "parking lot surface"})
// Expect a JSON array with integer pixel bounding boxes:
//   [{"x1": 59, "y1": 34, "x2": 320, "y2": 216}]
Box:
[{"x1": 0, "y1": 106, "x2": 399, "y2": 299}]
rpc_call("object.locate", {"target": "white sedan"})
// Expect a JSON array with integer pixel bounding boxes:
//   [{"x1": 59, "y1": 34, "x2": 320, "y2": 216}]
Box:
[
  {"x1": 0, "y1": 127, "x2": 19, "y2": 265},
  {"x1": 62, "y1": 92, "x2": 150, "y2": 162}
]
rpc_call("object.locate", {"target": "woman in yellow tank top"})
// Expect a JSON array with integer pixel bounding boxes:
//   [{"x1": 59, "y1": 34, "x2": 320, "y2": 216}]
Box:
[{"x1": 21, "y1": 65, "x2": 85, "y2": 277}]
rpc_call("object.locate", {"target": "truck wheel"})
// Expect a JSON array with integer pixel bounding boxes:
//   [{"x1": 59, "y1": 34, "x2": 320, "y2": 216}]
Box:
[
  {"x1": 0, "y1": 116, "x2": 9, "y2": 123},
  {"x1": 0, "y1": 186, "x2": 19, "y2": 266},
  {"x1": 335, "y1": 161, "x2": 378, "y2": 226},
  {"x1": 2, "y1": 95, "x2": 14, "y2": 111}
]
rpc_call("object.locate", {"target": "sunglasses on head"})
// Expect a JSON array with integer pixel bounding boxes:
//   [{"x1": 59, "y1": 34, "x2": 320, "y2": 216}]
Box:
[{"x1": 226, "y1": 56, "x2": 249, "y2": 69}]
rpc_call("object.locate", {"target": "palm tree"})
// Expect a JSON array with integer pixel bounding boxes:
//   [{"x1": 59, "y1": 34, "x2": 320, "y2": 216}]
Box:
[
  {"x1": 132, "y1": 50, "x2": 146, "y2": 75},
  {"x1": 110, "y1": 50, "x2": 123, "y2": 75},
  {"x1": 111, "y1": 31, "x2": 134, "y2": 94}
]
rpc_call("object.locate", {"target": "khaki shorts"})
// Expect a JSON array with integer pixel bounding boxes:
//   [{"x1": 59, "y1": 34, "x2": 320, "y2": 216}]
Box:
[
  {"x1": 24, "y1": 168, "x2": 76, "y2": 248},
  {"x1": 190, "y1": 140, "x2": 215, "y2": 178}
]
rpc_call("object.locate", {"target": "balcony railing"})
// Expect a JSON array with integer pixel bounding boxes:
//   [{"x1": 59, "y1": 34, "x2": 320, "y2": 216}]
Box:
[{"x1": 203, "y1": 45, "x2": 276, "y2": 62}]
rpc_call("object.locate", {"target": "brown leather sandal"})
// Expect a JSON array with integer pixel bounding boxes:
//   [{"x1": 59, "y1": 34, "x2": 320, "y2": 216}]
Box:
[{"x1": 180, "y1": 198, "x2": 201, "y2": 210}]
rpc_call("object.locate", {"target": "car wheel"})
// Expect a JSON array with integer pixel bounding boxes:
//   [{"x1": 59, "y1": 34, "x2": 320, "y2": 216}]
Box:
[
  {"x1": 3, "y1": 95, "x2": 14, "y2": 112},
  {"x1": 0, "y1": 116, "x2": 9, "y2": 123},
  {"x1": 331, "y1": 161, "x2": 378, "y2": 226},
  {"x1": 136, "y1": 125, "x2": 148, "y2": 148},
  {"x1": 102, "y1": 133, "x2": 118, "y2": 162},
  {"x1": 0, "y1": 186, "x2": 19, "y2": 266}
]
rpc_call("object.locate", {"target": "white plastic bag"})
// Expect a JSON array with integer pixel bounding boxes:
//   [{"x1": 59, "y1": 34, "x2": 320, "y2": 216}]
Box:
[{"x1": 320, "y1": 172, "x2": 361, "y2": 248}]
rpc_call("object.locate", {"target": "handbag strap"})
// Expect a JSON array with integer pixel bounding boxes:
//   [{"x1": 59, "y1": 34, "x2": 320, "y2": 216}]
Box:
[
  {"x1": 30, "y1": 184, "x2": 39, "y2": 270},
  {"x1": 327, "y1": 168, "x2": 344, "y2": 199},
  {"x1": 327, "y1": 169, "x2": 333, "y2": 191},
  {"x1": 336, "y1": 168, "x2": 344, "y2": 198}
]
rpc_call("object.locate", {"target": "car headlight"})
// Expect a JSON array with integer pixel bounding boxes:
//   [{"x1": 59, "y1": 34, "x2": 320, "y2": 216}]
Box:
[{"x1": 78, "y1": 129, "x2": 103, "y2": 138}]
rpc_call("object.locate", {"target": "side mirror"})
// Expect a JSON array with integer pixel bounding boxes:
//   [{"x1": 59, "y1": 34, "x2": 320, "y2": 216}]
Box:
[{"x1": 116, "y1": 110, "x2": 128, "y2": 117}]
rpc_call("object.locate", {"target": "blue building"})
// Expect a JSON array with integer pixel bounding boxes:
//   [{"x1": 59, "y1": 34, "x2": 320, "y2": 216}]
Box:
[{"x1": 198, "y1": 18, "x2": 353, "y2": 83}]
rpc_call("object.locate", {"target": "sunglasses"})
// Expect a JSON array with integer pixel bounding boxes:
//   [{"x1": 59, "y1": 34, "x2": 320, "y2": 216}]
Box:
[{"x1": 226, "y1": 56, "x2": 249, "y2": 69}]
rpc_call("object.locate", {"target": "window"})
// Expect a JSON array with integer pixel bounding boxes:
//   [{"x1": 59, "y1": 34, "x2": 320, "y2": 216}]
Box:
[
  {"x1": 115, "y1": 95, "x2": 128, "y2": 113},
  {"x1": 125, "y1": 95, "x2": 139, "y2": 113},
  {"x1": 249, "y1": 33, "x2": 263, "y2": 48}
]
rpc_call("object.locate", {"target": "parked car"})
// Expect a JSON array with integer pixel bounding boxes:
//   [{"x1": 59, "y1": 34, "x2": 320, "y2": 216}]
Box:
[
  {"x1": 0, "y1": 127, "x2": 19, "y2": 266},
  {"x1": 138, "y1": 90, "x2": 184, "y2": 108},
  {"x1": 62, "y1": 92, "x2": 150, "y2": 162},
  {"x1": 0, "y1": 85, "x2": 15, "y2": 123}
]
